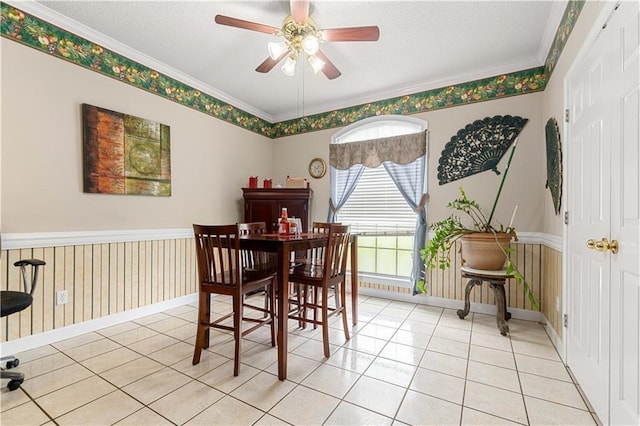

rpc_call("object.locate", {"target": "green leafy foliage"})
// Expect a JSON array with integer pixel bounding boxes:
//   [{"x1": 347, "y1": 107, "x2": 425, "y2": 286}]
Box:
[
  {"x1": 419, "y1": 188, "x2": 489, "y2": 271},
  {"x1": 418, "y1": 187, "x2": 539, "y2": 310}
]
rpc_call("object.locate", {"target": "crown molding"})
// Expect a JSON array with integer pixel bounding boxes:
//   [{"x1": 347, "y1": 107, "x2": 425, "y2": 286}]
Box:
[
  {"x1": 537, "y1": 0, "x2": 568, "y2": 64},
  {"x1": 13, "y1": 0, "x2": 275, "y2": 123}
]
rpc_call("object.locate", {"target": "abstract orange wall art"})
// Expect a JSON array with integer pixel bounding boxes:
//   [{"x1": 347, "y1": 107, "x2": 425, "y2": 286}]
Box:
[{"x1": 82, "y1": 104, "x2": 171, "y2": 196}]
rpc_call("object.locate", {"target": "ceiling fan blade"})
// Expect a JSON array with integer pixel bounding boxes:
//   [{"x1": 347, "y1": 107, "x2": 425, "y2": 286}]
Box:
[
  {"x1": 214, "y1": 15, "x2": 279, "y2": 35},
  {"x1": 321, "y1": 26, "x2": 380, "y2": 42},
  {"x1": 316, "y1": 50, "x2": 341, "y2": 80},
  {"x1": 256, "y1": 51, "x2": 289, "y2": 73},
  {"x1": 290, "y1": 0, "x2": 310, "y2": 24}
]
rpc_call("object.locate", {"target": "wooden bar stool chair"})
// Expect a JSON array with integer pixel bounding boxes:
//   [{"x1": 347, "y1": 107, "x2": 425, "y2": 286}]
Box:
[
  {"x1": 288, "y1": 224, "x2": 351, "y2": 357},
  {"x1": 192, "y1": 224, "x2": 276, "y2": 376},
  {"x1": 293, "y1": 222, "x2": 342, "y2": 328},
  {"x1": 237, "y1": 221, "x2": 276, "y2": 271},
  {"x1": 237, "y1": 221, "x2": 277, "y2": 314}
]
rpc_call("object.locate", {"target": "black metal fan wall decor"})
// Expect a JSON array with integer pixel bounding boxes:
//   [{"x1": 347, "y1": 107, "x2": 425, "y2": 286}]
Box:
[
  {"x1": 545, "y1": 117, "x2": 562, "y2": 215},
  {"x1": 437, "y1": 115, "x2": 528, "y2": 185}
]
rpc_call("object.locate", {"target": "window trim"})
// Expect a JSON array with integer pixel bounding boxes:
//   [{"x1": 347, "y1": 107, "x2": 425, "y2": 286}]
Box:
[{"x1": 331, "y1": 115, "x2": 428, "y2": 143}]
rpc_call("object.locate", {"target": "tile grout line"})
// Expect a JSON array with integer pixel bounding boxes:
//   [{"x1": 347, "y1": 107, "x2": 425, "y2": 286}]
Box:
[{"x1": 2, "y1": 296, "x2": 597, "y2": 426}]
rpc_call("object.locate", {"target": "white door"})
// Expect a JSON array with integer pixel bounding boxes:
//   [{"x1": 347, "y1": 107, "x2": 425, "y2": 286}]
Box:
[
  {"x1": 567, "y1": 2, "x2": 640, "y2": 425},
  {"x1": 566, "y1": 14, "x2": 611, "y2": 422},
  {"x1": 608, "y1": 2, "x2": 639, "y2": 425}
]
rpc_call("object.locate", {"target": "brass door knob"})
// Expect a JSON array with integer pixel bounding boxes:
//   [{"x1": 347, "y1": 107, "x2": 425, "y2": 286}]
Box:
[
  {"x1": 586, "y1": 237, "x2": 618, "y2": 254},
  {"x1": 594, "y1": 238, "x2": 609, "y2": 252}
]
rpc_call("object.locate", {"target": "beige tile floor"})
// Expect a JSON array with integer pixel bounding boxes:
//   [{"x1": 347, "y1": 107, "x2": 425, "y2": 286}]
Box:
[{"x1": 1, "y1": 294, "x2": 599, "y2": 425}]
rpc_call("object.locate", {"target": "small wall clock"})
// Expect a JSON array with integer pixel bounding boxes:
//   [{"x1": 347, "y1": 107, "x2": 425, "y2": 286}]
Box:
[
  {"x1": 545, "y1": 117, "x2": 562, "y2": 215},
  {"x1": 308, "y1": 157, "x2": 327, "y2": 179}
]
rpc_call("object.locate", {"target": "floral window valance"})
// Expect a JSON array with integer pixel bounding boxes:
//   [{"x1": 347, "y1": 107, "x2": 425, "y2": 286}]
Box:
[{"x1": 329, "y1": 131, "x2": 427, "y2": 170}]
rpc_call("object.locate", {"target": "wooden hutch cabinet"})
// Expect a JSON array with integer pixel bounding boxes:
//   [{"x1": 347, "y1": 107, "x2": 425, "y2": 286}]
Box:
[{"x1": 242, "y1": 188, "x2": 313, "y2": 233}]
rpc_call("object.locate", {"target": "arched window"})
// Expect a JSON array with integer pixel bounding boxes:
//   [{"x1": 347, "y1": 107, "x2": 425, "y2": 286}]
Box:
[{"x1": 330, "y1": 116, "x2": 428, "y2": 291}]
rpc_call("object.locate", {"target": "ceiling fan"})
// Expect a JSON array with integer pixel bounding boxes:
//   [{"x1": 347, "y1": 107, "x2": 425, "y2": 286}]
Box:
[{"x1": 214, "y1": 0, "x2": 380, "y2": 80}]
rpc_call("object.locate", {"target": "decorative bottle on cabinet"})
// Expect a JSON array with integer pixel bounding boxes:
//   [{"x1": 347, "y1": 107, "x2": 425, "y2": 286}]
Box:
[{"x1": 278, "y1": 208, "x2": 289, "y2": 235}]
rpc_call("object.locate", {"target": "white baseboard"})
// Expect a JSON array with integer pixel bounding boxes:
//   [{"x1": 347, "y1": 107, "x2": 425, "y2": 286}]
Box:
[
  {"x1": 2, "y1": 286, "x2": 553, "y2": 355},
  {"x1": 544, "y1": 317, "x2": 565, "y2": 362},
  {"x1": 355, "y1": 287, "x2": 545, "y2": 322},
  {"x1": 0, "y1": 294, "x2": 197, "y2": 356}
]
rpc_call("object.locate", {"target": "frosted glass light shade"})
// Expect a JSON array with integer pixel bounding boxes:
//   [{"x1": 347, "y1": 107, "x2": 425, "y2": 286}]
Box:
[
  {"x1": 281, "y1": 56, "x2": 297, "y2": 76},
  {"x1": 302, "y1": 35, "x2": 320, "y2": 55},
  {"x1": 268, "y1": 41, "x2": 288, "y2": 60},
  {"x1": 307, "y1": 55, "x2": 325, "y2": 73}
]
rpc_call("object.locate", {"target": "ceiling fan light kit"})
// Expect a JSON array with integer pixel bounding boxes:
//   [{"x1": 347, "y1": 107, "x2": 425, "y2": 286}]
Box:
[
  {"x1": 214, "y1": 0, "x2": 380, "y2": 80},
  {"x1": 307, "y1": 54, "x2": 325, "y2": 74},
  {"x1": 302, "y1": 34, "x2": 320, "y2": 55},
  {"x1": 272, "y1": 16, "x2": 324, "y2": 76},
  {"x1": 268, "y1": 41, "x2": 288, "y2": 60},
  {"x1": 281, "y1": 56, "x2": 297, "y2": 76}
]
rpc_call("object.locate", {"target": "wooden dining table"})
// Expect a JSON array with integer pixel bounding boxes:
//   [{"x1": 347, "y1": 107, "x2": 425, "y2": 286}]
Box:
[{"x1": 239, "y1": 232, "x2": 358, "y2": 380}]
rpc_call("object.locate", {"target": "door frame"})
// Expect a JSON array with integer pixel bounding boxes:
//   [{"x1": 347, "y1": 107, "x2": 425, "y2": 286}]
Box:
[{"x1": 561, "y1": 1, "x2": 619, "y2": 364}]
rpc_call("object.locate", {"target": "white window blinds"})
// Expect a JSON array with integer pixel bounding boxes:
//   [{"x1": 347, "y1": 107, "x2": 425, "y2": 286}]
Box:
[{"x1": 336, "y1": 165, "x2": 417, "y2": 234}]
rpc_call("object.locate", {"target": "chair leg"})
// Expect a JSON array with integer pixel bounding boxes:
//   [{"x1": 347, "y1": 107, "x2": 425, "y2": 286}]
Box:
[
  {"x1": 203, "y1": 294, "x2": 211, "y2": 349},
  {"x1": 233, "y1": 294, "x2": 243, "y2": 377},
  {"x1": 1, "y1": 368, "x2": 24, "y2": 391},
  {"x1": 297, "y1": 284, "x2": 309, "y2": 328},
  {"x1": 294, "y1": 283, "x2": 304, "y2": 329},
  {"x1": 192, "y1": 292, "x2": 209, "y2": 365},
  {"x1": 269, "y1": 278, "x2": 276, "y2": 347},
  {"x1": 321, "y1": 285, "x2": 330, "y2": 358},
  {"x1": 263, "y1": 286, "x2": 269, "y2": 319},
  {"x1": 333, "y1": 284, "x2": 342, "y2": 310},
  {"x1": 1, "y1": 355, "x2": 18, "y2": 369},
  {"x1": 340, "y1": 280, "x2": 350, "y2": 341},
  {"x1": 192, "y1": 330, "x2": 203, "y2": 365},
  {"x1": 313, "y1": 287, "x2": 319, "y2": 330}
]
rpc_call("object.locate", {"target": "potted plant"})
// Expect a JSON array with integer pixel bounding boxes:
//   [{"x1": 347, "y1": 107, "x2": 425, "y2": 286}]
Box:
[{"x1": 418, "y1": 145, "x2": 539, "y2": 309}]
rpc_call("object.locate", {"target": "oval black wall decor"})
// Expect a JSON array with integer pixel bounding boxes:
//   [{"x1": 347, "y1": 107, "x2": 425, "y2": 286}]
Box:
[{"x1": 545, "y1": 117, "x2": 562, "y2": 215}]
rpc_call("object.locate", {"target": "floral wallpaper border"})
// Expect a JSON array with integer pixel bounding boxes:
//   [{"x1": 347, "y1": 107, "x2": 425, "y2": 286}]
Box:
[
  {"x1": 0, "y1": 3, "x2": 273, "y2": 136},
  {"x1": 1, "y1": 1, "x2": 583, "y2": 139},
  {"x1": 273, "y1": 67, "x2": 546, "y2": 137},
  {"x1": 544, "y1": 0, "x2": 585, "y2": 78}
]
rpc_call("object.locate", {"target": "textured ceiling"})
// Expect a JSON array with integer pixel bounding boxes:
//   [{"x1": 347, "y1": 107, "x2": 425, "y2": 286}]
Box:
[{"x1": 31, "y1": 1, "x2": 565, "y2": 122}]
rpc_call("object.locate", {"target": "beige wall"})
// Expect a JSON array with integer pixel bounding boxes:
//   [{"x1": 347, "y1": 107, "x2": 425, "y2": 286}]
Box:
[
  {"x1": 1, "y1": 4, "x2": 605, "y2": 344},
  {"x1": 274, "y1": 93, "x2": 546, "y2": 232},
  {"x1": 1, "y1": 41, "x2": 273, "y2": 233},
  {"x1": 271, "y1": 128, "x2": 335, "y2": 223},
  {"x1": 541, "y1": 1, "x2": 607, "y2": 236}
]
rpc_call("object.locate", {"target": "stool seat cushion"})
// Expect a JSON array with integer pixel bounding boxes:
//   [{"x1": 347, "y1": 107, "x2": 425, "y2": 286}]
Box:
[
  {"x1": 461, "y1": 265, "x2": 512, "y2": 278},
  {"x1": 1, "y1": 291, "x2": 33, "y2": 317}
]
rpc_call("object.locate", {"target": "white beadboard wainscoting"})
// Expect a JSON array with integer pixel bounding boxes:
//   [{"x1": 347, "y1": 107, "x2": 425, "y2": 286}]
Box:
[{"x1": 1, "y1": 229, "x2": 563, "y2": 354}]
